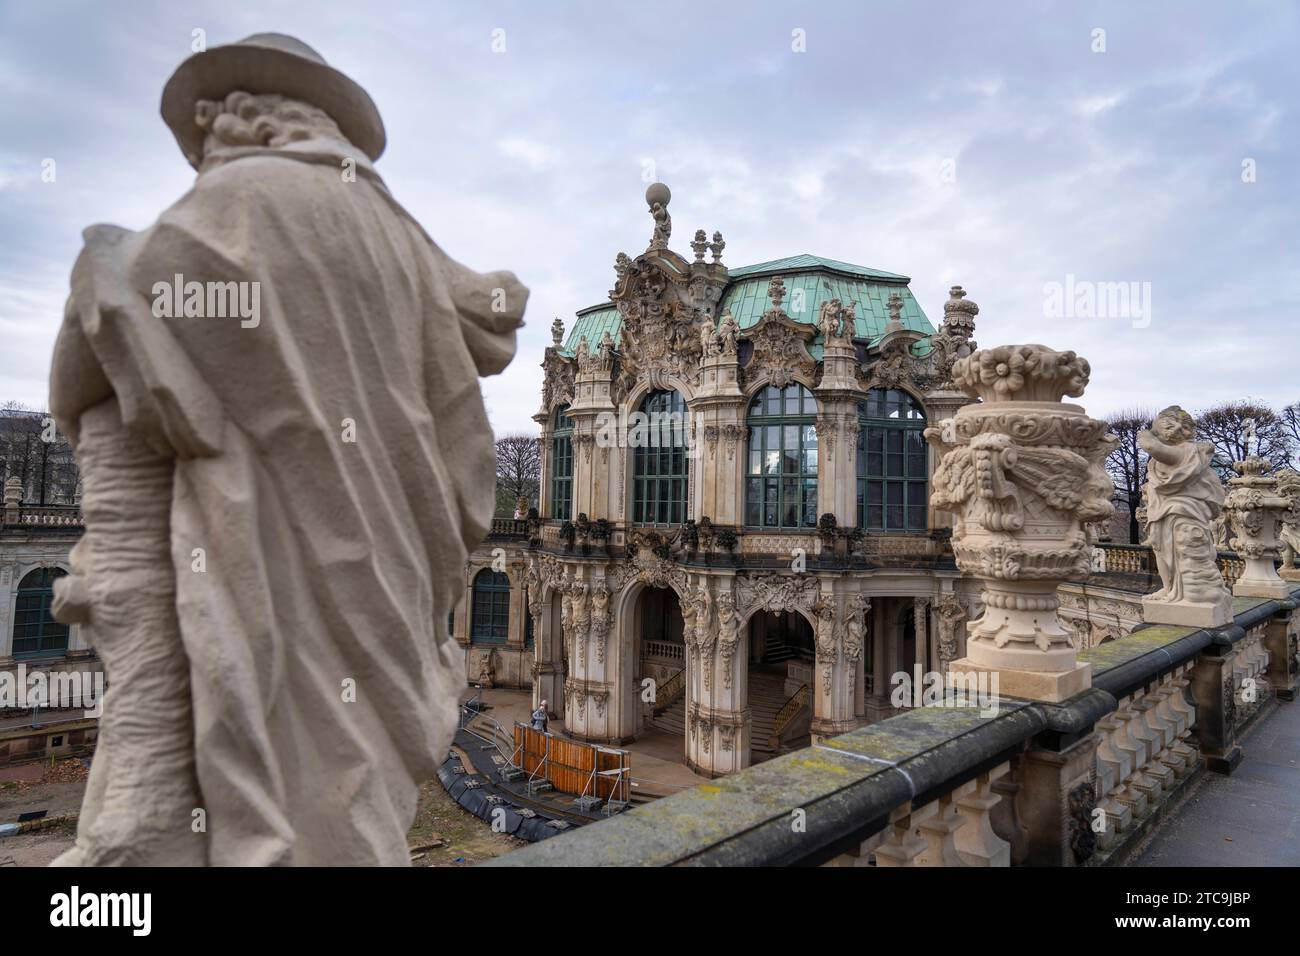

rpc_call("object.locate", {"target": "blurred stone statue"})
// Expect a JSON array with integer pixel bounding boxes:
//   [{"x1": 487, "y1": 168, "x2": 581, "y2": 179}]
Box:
[
  {"x1": 47, "y1": 34, "x2": 525, "y2": 865},
  {"x1": 1276, "y1": 469, "x2": 1300, "y2": 577},
  {"x1": 1139, "y1": 406, "x2": 1231, "y2": 626}
]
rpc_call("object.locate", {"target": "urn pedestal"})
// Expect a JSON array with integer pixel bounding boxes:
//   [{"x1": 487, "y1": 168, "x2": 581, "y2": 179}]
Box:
[
  {"x1": 927, "y1": 345, "x2": 1115, "y2": 703},
  {"x1": 1225, "y1": 457, "x2": 1293, "y2": 599}
]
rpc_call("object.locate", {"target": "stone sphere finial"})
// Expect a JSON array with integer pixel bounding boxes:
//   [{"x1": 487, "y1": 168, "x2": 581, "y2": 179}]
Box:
[{"x1": 645, "y1": 182, "x2": 671, "y2": 208}]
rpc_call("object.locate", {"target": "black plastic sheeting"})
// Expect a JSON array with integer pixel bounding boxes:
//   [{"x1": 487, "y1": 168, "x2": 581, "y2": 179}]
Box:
[{"x1": 436, "y1": 755, "x2": 567, "y2": 843}]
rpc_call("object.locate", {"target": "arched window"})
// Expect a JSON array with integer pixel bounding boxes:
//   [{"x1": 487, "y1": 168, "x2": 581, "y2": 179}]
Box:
[
  {"x1": 745, "y1": 384, "x2": 818, "y2": 528},
  {"x1": 12, "y1": 567, "x2": 69, "y2": 658},
  {"x1": 471, "y1": 569, "x2": 510, "y2": 644},
  {"x1": 633, "y1": 390, "x2": 689, "y2": 525},
  {"x1": 857, "y1": 388, "x2": 928, "y2": 532},
  {"x1": 550, "y1": 405, "x2": 574, "y2": 521}
]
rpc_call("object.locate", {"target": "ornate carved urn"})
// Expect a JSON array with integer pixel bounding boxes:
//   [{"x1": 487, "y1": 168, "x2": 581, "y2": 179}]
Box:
[
  {"x1": 927, "y1": 344, "x2": 1115, "y2": 701},
  {"x1": 1224, "y1": 456, "x2": 1294, "y2": 599}
]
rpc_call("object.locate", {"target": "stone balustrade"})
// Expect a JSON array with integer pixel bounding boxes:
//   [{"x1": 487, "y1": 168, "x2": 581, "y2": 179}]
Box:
[
  {"x1": 1095, "y1": 542, "x2": 1247, "y2": 588},
  {"x1": 1, "y1": 504, "x2": 84, "y2": 529},
  {"x1": 487, "y1": 517, "x2": 531, "y2": 538},
  {"x1": 487, "y1": 587, "x2": 1298, "y2": 868},
  {"x1": 643, "y1": 639, "x2": 684, "y2": 662}
]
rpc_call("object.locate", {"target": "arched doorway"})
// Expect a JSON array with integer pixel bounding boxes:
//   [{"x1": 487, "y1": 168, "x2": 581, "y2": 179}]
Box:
[
  {"x1": 637, "y1": 586, "x2": 687, "y2": 745},
  {"x1": 747, "y1": 610, "x2": 814, "y2": 762}
]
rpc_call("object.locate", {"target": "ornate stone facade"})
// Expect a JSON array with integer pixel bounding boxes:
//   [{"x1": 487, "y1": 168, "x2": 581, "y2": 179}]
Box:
[{"x1": 469, "y1": 184, "x2": 1215, "y2": 776}]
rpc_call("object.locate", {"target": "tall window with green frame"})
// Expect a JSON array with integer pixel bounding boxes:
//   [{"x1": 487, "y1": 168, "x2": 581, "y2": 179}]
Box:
[
  {"x1": 550, "y1": 405, "x2": 574, "y2": 521},
  {"x1": 632, "y1": 390, "x2": 689, "y2": 525},
  {"x1": 745, "y1": 383, "x2": 819, "y2": 528},
  {"x1": 11, "y1": 567, "x2": 69, "y2": 658},
  {"x1": 857, "y1": 388, "x2": 928, "y2": 532},
  {"x1": 471, "y1": 568, "x2": 510, "y2": 644}
]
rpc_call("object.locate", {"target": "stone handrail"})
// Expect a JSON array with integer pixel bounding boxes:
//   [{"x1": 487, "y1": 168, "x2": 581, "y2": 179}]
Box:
[
  {"x1": 768, "y1": 683, "x2": 809, "y2": 751},
  {"x1": 486, "y1": 589, "x2": 1298, "y2": 867},
  {"x1": 654, "y1": 668, "x2": 686, "y2": 716}
]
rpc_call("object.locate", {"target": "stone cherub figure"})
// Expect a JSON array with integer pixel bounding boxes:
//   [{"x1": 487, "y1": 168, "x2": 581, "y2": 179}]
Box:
[
  {"x1": 46, "y1": 34, "x2": 525, "y2": 865},
  {"x1": 1275, "y1": 469, "x2": 1300, "y2": 576},
  {"x1": 1139, "y1": 406, "x2": 1232, "y2": 626}
]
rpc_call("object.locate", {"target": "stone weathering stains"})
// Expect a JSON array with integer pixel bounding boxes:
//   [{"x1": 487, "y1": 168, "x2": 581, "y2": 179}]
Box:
[{"x1": 45, "y1": 33, "x2": 524, "y2": 865}]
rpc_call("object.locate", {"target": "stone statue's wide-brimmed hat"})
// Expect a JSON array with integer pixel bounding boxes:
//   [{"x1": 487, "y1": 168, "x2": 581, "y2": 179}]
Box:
[{"x1": 161, "y1": 32, "x2": 386, "y2": 169}]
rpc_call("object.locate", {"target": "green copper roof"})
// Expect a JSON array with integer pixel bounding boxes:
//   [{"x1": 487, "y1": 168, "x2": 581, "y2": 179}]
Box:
[
  {"x1": 563, "y1": 254, "x2": 933, "y2": 359},
  {"x1": 725, "y1": 254, "x2": 909, "y2": 283},
  {"x1": 562, "y1": 304, "x2": 620, "y2": 356}
]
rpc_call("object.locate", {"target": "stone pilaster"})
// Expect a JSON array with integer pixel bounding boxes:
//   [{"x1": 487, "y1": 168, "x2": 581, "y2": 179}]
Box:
[
  {"x1": 1017, "y1": 732, "x2": 1101, "y2": 867},
  {"x1": 1263, "y1": 604, "x2": 1298, "y2": 701},
  {"x1": 1190, "y1": 638, "x2": 1242, "y2": 774}
]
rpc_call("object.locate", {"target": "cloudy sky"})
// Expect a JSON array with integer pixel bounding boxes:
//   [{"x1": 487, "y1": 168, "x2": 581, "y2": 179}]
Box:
[{"x1": 1, "y1": 0, "x2": 1295, "y2": 436}]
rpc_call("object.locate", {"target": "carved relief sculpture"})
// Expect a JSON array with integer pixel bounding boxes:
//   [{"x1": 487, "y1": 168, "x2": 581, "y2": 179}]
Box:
[
  {"x1": 716, "y1": 591, "x2": 741, "y2": 689},
  {"x1": 1139, "y1": 406, "x2": 1233, "y2": 626},
  {"x1": 590, "y1": 582, "x2": 612, "y2": 663},
  {"x1": 927, "y1": 344, "x2": 1114, "y2": 701},
  {"x1": 695, "y1": 584, "x2": 715, "y2": 690},
  {"x1": 843, "y1": 594, "x2": 870, "y2": 700},
  {"x1": 571, "y1": 582, "x2": 591, "y2": 668},
  {"x1": 934, "y1": 597, "x2": 967, "y2": 668},
  {"x1": 746, "y1": 277, "x2": 818, "y2": 388},
  {"x1": 814, "y1": 598, "x2": 839, "y2": 694}
]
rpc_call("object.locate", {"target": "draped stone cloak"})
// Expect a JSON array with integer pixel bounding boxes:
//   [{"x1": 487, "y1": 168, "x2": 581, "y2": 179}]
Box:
[
  {"x1": 1144, "y1": 441, "x2": 1224, "y2": 602},
  {"x1": 48, "y1": 144, "x2": 524, "y2": 864}
]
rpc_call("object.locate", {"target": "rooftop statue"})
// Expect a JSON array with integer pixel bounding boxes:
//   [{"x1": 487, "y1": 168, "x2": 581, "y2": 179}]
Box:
[
  {"x1": 46, "y1": 34, "x2": 525, "y2": 865},
  {"x1": 1139, "y1": 406, "x2": 1232, "y2": 626},
  {"x1": 647, "y1": 182, "x2": 672, "y2": 251}
]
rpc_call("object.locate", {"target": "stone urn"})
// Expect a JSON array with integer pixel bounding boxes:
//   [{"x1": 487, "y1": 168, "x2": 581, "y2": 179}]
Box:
[
  {"x1": 1224, "y1": 456, "x2": 1293, "y2": 599},
  {"x1": 927, "y1": 344, "x2": 1115, "y2": 701}
]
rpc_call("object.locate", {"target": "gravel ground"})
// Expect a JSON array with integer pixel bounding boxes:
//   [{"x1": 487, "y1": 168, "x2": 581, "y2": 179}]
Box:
[{"x1": 0, "y1": 759, "x2": 524, "y2": 867}]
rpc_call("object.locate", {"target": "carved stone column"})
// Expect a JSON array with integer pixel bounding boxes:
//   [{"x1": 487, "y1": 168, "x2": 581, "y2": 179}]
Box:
[
  {"x1": 1224, "y1": 456, "x2": 1293, "y2": 599},
  {"x1": 685, "y1": 580, "x2": 749, "y2": 776},
  {"x1": 927, "y1": 345, "x2": 1114, "y2": 702},
  {"x1": 811, "y1": 592, "x2": 854, "y2": 739}
]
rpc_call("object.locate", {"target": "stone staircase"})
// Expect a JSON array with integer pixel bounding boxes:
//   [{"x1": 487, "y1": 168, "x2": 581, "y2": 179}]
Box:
[
  {"x1": 650, "y1": 695, "x2": 686, "y2": 737},
  {"x1": 647, "y1": 669, "x2": 809, "y2": 762},
  {"x1": 750, "y1": 670, "x2": 802, "y2": 761},
  {"x1": 764, "y1": 631, "x2": 796, "y2": 664}
]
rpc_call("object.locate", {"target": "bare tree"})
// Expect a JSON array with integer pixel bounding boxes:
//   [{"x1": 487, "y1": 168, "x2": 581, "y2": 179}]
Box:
[
  {"x1": 494, "y1": 433, "x2": 541, "y2": 517},
  {"x1": 1194, "y1": 400, "x2": 1294, "y2": 476},
  {"x1": 1104, "y1": 408, "x2": 1154, "y2": 544},
  {"x1": 1280, "y1": 401, "x2": 1300, "y2": 466},
  {"x1": 1, "y1": 401, "x2": 80, "y2": 505}
]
